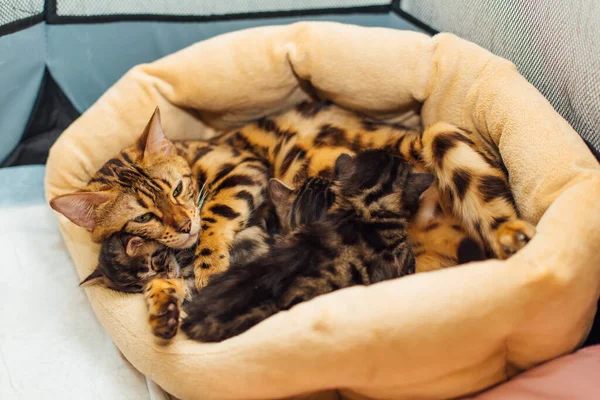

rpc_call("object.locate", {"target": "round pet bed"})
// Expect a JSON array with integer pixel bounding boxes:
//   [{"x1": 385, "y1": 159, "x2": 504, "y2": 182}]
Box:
[{"x1": 45, "y1": 22, "x2": 600, "y2": 400}]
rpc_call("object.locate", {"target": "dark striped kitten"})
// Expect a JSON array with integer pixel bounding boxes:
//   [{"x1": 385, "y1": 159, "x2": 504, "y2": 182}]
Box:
[
  {"x1": 80, "y1": 233, "x2": 192, "y2": 294},
  {"x1": 181, "y1": 150, "x2": 433, "y2": 342},
  {"x1": 267, "y1": 176, "x2": 335, "y2": 233}
]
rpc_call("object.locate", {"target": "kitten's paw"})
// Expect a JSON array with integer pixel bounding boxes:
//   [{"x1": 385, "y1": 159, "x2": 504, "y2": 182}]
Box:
[
  {"x1": 194, "y1": 246, "x2": 230, "y2": 290},
  {"x1": 145, "y1": 279, "x2": 184, "y2": 340},
  {"x1": 495, "y1": 220, "x2": 536, "y2": 259}
]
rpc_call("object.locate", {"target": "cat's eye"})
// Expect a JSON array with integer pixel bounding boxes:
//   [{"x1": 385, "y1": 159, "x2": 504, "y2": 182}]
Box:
[
  {"x1": 134, "y1": 213, "x2": 154, "y2": 223},
  {"x1": 173, "y1": 181, "x2": 183, "y2": 198}
]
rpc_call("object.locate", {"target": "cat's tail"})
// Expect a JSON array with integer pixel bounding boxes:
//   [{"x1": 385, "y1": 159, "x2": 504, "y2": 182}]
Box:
[{"x1": 181, "y1": 240, "x2": 315, "y2": 343}]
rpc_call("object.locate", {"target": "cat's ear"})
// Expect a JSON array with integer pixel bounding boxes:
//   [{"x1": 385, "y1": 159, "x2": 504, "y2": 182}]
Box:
[
  {"x1": 50, "y1": 191, "x2": 114, "y2": 230},
  {"x1": 334, "y1": 153, "x2": 356, "y2": 179},
  {"x1": 408, "y1": 172, "x2": 435, "y2": 197},
  {"x1": 79, "y1": 267, "x2": 109, "y2": 288},
  {"x1": 403, "y1": 172, "x2": 435, "y2": 211},
  {"x1": 125, "y1": 236, "x2": 145, "y2": 257},
  {"x1": 267, "y1": 178, "x2": 294, "y2": 206},
  {"x1": 137, "y1": 107, "x2": 174, "y2": 157}
]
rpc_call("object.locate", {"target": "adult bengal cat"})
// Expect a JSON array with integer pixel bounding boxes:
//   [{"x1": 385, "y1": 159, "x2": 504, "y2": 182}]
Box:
[{"x1": 50, "y1": 101, "x2": 535, "y2": 338}]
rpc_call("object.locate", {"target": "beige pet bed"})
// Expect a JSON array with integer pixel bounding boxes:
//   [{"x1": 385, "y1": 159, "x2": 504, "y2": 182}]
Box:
[{"x1": 45, "y1": 22, "x2": 600, "y2": 399}]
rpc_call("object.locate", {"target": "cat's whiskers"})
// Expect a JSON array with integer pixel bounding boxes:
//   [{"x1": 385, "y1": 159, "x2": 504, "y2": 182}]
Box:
[
  {"x1": 196, "y1": 181, "x2": 207, "y2": 206},
  {"x1": 198, "y1": 192, "x2": 209, "y2": 211},
  {"x1": 196, "y1": 181, "x2": 210, "y2": 210}
]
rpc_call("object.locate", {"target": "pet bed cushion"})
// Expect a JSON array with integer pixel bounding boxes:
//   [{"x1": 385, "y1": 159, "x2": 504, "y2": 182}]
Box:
[{"x1": 45, "y1": 22, "x2": 600, "y2": 400}]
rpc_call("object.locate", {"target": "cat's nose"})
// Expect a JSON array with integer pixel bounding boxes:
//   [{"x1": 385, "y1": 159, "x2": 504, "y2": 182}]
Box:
[{"x1": 177, "y1": 219, "x2": 192, "y2": 234}]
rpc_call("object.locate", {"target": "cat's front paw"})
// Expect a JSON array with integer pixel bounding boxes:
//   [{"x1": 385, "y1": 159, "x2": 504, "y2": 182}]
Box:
[
  {"x1": 194, "y1": 247, "x2": 230, "y2": 289},
  {"x1": 494, "y1": 220, "x2": 536, "y2": 259},
  {"x1": 144, "y1": 279, "x2": 185, "y2": 340}
]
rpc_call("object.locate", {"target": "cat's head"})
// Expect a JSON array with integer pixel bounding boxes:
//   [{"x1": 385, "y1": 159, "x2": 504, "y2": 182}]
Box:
[
  {"x1": 49, "y1": 107, "x2": 201, "y2": 248},
  {"x1": 80, "y1": 233, "x2": 183, "y2": 293},
  {"x1": 267, "y1": 176, "x2": 335, "y2": 232},
  {"x1": 331, "y1": 150, "x2": 434, "y2": 218}
]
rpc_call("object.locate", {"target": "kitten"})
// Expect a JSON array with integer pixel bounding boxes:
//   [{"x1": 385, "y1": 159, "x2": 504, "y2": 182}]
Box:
[
  {"x1": 267, "y1": 176, "x2": 335, "y2": 233},
  {"x1": 270, "y1": 176, "x2": 486, "y2": 272},
  {"x1": 181, "y1": 150, "x2": 434, "y2": 342},
  {"x1": 80, "y1": 233, "x2": 192, "y2": 294}
]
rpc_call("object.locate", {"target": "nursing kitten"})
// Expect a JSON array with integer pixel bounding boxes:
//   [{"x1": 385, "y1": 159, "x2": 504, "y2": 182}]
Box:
[
  {"x1": 181, "y1": 150, "x2": 434, "y2": 342},
  {"x1": 83, "y1": 234, "x2": 196, "y2": 339},
  {"x1": 80, "y1": 233, "x2": 192, "y2": 294},
  {"x1": 267, "y1": 176, "x2": 336, "y2": 233}
]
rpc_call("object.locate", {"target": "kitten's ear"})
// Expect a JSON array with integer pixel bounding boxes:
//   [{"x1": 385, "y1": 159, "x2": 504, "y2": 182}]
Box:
[
  {"x1": 79, "y1": 267, "x2": 109, "y2": 288},
  {"x1": 125, "y1": 236, "x2": 145, "y2": 257},
  {"x1": 50, "y1": 191, "x2": 114, "y2": 230},
  {"x1": 403, "y1": 172, "x2": 435, "y2": 212},
  {"x1": 334, "y1": 153, "x2": 355, "y2": 179},
  {"x1": 267, "y1": 179, "x2": 293, "y2": 206},
  {"x1": 408, "y1": 172, "x2": 435, "y2": 196},
  {"x1": 137, "y1": 107, "x2": 174, "y2": 157}
]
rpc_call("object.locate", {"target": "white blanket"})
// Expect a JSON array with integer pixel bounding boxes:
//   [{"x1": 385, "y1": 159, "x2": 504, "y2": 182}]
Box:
[{"x1": 0, "y1": 166, "x2": 168, "y2": 400}]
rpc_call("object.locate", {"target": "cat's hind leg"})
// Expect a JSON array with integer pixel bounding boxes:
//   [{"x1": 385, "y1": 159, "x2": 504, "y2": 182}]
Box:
[
  {"x1": 409, "y1": 185, "x2": 486, "y2": 272},
  {"x1": 420, "y1": 122, "x2": 536, "y2": 259}
]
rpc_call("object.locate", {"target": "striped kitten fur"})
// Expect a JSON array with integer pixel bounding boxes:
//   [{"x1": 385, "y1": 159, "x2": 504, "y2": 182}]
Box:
[{"x1": 181, "y1": 150, "x2": 433, "y2": 342}]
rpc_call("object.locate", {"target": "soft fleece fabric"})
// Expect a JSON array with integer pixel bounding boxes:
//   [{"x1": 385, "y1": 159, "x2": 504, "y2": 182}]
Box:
[{"x1": 45, "y1": 22, "x2": 600, "y2": 400}]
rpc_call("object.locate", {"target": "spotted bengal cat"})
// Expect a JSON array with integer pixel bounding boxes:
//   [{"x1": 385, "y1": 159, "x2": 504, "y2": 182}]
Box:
[{"x1": 50, "y1": 101, "x2": 535, "y2": 338}]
